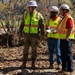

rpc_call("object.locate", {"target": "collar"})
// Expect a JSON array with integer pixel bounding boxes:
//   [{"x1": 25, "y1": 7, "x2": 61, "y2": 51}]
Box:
[
  {"x1": 52, "y1": 15, "x2": 59, "y2": 21},
  {"x1": 63, "y1": 13, "x2": 69, "y2": 18}
]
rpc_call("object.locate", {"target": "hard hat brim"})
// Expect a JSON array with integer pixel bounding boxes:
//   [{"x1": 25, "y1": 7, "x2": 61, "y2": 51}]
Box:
[{"x1": 28, "y1": 5, "x2": 38, "y2": 7}]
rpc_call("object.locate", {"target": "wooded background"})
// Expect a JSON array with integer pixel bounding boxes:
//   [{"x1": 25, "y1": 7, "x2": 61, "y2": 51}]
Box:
[{"x1": 0, "y1": 0, "x2": 75, "y2": 47}]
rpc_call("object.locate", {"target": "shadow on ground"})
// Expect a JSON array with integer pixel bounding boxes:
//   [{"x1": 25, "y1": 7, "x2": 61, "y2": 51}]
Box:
[{"x1": 0, "y1": 66, "x2": 64, "y2": 75}]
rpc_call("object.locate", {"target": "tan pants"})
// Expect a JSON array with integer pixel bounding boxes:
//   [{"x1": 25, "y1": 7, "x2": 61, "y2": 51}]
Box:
[{"x1": 22, "y1": 34, "x2": 39, "y2": 66}]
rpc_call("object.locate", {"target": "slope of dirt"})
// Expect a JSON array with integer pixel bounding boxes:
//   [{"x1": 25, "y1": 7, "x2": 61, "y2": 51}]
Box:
[{"x1": 0, "y1": 43, "x2": 75, "y2": 75}]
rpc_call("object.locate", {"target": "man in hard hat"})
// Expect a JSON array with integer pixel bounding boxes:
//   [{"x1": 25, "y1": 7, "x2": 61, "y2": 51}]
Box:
[
  {"x1": 58, "y1": 4, "x2": 74, "y2": 75},
  {"x1": 45, "y1": 6, "x2": 61, "y2": 69},
  {"x1": 18, "y1": 0, "x2": 44, "y2": 68}
]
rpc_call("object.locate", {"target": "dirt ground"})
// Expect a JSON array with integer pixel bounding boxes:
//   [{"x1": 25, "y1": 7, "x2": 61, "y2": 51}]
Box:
[{"x1": 0, "y1": 43, "x2": 75, "y2": 75}]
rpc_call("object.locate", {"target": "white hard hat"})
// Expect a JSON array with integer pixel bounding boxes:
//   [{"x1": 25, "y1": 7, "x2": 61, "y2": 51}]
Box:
[
  {"x1": 50, "y1": 6, "x2": 59, "y2": 12},
  {"x1": 60, "y1": 4, "x2": 70, "y2": 10},
  {"x1": 27, "y1": 0, "x2": 38, "y2": 7}
]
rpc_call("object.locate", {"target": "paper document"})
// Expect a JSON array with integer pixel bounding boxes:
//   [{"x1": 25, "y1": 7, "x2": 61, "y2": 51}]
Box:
[
  {"x1": 46, "y1": 28, "x2": 56, "y2": 33},
  {"x1": 46, "y1": 29, "x2": 52, "y2": 33}
]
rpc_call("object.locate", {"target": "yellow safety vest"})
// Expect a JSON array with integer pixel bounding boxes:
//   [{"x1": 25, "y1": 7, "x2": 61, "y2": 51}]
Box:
[
  {"x1": 58, "y1": 14, "x2": 74, "y2": 39},
  {"x1": 46, "y1": 17, "x2": 60, "y2": 38},
  {"x1": 23, "y1": 11, "x2": 41, "y2": 34}
]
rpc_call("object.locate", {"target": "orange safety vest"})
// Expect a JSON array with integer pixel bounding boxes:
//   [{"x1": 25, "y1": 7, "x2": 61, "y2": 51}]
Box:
[{"x1": 58, "y1": 14, "x2": 74, "y2": 39}]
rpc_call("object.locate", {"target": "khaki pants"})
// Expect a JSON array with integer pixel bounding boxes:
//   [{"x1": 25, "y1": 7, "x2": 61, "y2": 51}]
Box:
[{"x1": 22, "y1": 34, "x2": 39, "y2": 66}]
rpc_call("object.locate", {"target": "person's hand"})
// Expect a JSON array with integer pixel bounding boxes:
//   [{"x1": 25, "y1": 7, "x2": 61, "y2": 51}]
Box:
[
  {"x1": 46, "y1": 26, "x2": 50, "y2": 30},
  {"x1": 52, "y1": 29, "x2": 58, "y2": 34},
  {"x1": 17, "y1": 33, "x2": 22, "y2": 38},
  {"x1": 66, "y1": 38, "x2": 69, "y2": 41}
]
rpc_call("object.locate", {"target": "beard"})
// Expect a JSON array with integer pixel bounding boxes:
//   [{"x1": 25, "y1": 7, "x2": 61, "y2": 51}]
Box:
[{"x1": 50, "y1": 12, "x2": 57, "y2": 18}]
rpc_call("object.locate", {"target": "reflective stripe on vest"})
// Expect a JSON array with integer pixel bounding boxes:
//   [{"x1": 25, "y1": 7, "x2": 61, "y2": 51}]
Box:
[
  {"x1": 23, "y1": 11, "x2": 41, "y2": 34},
  {"x1": 47, "y1": 17, "x2": 60, "y2": 38},
  {"x1": 58, "y1": 15, "x2": 74, "y2": 39}
]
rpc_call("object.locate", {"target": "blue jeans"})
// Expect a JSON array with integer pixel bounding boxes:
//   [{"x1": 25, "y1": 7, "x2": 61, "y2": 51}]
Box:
[
  {"x1": 47, "y1": 38, "x2": 61, "y2": 64},
  {"x1": 60, "y1": 39, "x2": 73, "y2": 72}
]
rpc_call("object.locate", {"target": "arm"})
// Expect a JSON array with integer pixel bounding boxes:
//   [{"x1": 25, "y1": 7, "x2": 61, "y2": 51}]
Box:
[
  {"x1": 39, "y1": 14, "x2": 45, "y2": 42},
  {"x1": 66, "y1": 18, "x2": 73, "y2": 39},
  {"x1": 45, "y1": 19, "x2": 50, "y2": 30},
  {"x1": 18, "y1": 13, "x2": 25, "y2": 38},
  {"x1": 66, "y1": 28, "x2": 72, "y2": 39},
  {"x1": 18, "y1": 14, "x2": 25, "y2": 34},
  {"x1": 39, "y1": 15, "x2": 45, "y2": 36}
]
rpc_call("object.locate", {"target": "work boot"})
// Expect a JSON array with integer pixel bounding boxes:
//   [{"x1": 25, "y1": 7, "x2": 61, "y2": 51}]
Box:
[
  {"x1": 31, "y1": 61, "x2": 35, "y2": 69},
  {"x1": 50, "y1": 65, "x2": 54, "y2": 69},
  {"x1": 49, "y1": 62, "x2": 54, "y2": 69},
  {"x1": 20, "y1": 60, "x2": 26, "y2": 69},
  {"x1": 58, "y1": 70, "x2": 66, "y2": 73},
  {"x1": 64, "y1": 71, "x2": 73, "y2": 75},
  {"x1": 56, "y1": 63, "x2": 61, "y2": 70},
  {"x1": 20, "y1": 63, "x2": 26, "y2": 69}
]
